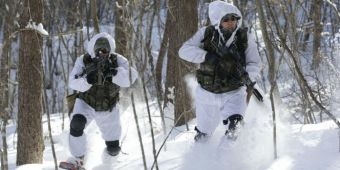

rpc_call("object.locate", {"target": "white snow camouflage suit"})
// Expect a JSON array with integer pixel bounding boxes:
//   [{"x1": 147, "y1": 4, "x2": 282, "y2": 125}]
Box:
[
  {"x1": 68, "y1": 32, "x2": 138, "y2": 157},
  {"x1": 178, "y1": 1, "x2": 261, "y2": 136}
]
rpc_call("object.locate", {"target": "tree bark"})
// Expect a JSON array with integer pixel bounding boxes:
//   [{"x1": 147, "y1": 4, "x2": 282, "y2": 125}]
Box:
[
  {"x1": 16, "y1": 0, "x2": 44, "y2": 165},
  {"x1": 115, "y1": 0, "x2": 128, "y2": 57},
  {"x1": 167, "y1": 0, "x2": 197, "y2": 126},
  {"x1": 311, "y1": 0, "x2": 323, "y2": 69},
  {"x1": 255, "y1": 0, "x2": 279, "y2": 158},
  {"x1": 0, "y1": 1, "x2": 15, "y2": 169},
  {"x1": 90, "y1": 0, "x2": 100, "y2": 33}
]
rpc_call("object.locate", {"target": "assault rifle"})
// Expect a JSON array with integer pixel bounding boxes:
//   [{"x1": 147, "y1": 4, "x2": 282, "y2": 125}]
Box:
[
  {"x1": 75, "y1": 56, "x2": 111, "y2": 85},
  {"x1": 210, "y1": 42, "x2": 264, "y2": 102}
]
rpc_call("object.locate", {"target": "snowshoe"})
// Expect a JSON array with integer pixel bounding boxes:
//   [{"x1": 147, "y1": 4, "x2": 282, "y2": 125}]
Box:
[
  {"x1": 59, "y1": 162, "x2": 85, "y2": 170},
  {"x1": 59, "y1": 157, "x2": 85, "y2": 170}
]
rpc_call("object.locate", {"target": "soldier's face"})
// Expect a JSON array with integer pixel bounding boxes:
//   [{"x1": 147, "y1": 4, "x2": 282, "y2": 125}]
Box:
[
  {"x1": 94, "y1": 37, "x2": 111, "y2": 58},
  {"x1": 220, "y1": 14, "x2": 238, "y2": 32},
  {"x1": 220, "y1": 17, "x2": 237, "y2": 32},
  {"x1": 95, "y1": 48, "x2": 110, "y2": 58}
]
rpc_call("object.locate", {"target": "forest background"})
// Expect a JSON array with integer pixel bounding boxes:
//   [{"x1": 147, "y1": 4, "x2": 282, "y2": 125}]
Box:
[{"x1": 0, "y1": 0, "x2": 340, "y2": 169}]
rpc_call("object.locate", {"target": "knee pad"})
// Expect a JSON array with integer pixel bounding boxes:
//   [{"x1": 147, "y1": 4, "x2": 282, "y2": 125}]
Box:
[{"x1": 70, "y1": 114, "x2": 87, "y2": 137}]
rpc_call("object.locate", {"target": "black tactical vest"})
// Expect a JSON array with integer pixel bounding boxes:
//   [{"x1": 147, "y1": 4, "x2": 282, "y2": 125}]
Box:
[
  {"x1": 78, "y1": 53, "x2": 120, "y2": 111},
  {"x1": 197, "y1": 26, "x2": 248, "y2": 93}
]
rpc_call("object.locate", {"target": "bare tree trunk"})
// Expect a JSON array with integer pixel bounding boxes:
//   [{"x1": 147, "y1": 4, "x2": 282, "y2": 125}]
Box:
[
  {"x1": 115, "y1": 0, "x2": 128, "y2": 57},
  {"x1": 85, "y1": 0, "x2": 91, "y2": 40},
  {"x1": 167, "y1": 0, "x2": 197, "y2": 127},
  {"x1": 16, "y1": 0, "x2": 44, "y2": 165},
  {"x1": 0, "y1": 121, "x2": 8, "y2": 170},
  {"x1": 163, "y1": 8, "x2": 175, "y2": 108},
  {"x1": 91, "y1": 0, "x2": 100, "y2": 33},
  {"x1": 158, "y1": 13, "x2": 170, "y2": 105},
  {"x1": 311, "y1": 0, "x2": 323, "y2": 69},
  {"x1": 256, "y1": 0, "x2": 279, "y2": 159},
  {"x1": 0, "y1": 1, "x2": 14, "y2": 169}
]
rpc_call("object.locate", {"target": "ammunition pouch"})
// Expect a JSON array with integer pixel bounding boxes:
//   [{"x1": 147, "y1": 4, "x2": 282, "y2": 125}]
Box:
[
  {"x1": 78, "y1": 82, "x2": 120, "y2": 112},
  {"x1": 197, "y1": 25, "x2": 248, "y2": 93}
]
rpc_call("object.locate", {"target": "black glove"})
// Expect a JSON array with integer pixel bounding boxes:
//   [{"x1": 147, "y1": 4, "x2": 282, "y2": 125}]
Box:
[
  {"x1": 104, "y1": 67, "x2": 117, "y2": 77},
  {"x1": 242, "y1": 71, "x2": 249, "y2": 79},
  {"x1": 103, "y1": 61, "x2": 118, "y2": 77},
  {"x1": 110, "y1": 67, "x2": 118, "y2": 76},
  {"x1": 86, "y1": 71, "x2": 98, "y2": 84}
]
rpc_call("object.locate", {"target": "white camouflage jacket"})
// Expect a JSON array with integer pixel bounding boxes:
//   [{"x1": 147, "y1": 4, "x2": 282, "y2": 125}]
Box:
[
  {"x1": 69, "y1": 32, "x2": 138, "y2": 92},
  {"x1": 178, "y1": 1, "x2": 261, "y2": 81}
]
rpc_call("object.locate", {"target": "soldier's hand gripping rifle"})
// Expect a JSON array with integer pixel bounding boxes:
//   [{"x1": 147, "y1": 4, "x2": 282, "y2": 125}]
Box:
[
  {"x1": 75, "y1": 56, "x2": 111, "y2": 85},
  {"x1": 210, "y1": 41, "x2": 264, "y2": 102}
]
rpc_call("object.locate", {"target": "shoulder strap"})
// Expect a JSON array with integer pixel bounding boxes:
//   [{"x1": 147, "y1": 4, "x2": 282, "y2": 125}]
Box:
[
  {"x1": 236, "y1": 27, "x2": 248, "y2": 43},
  {"x1": 201, "y1": 25, "x2": 220, "y2": 53},
  {"x1": 235, "y1": 27, "x2": 248, "y2": 66},
  {"x1": 201, "y1": 25, "x2": 215, "y2": 43},
  {"x1": 109, "y1": 53, "x2": 119, "y2": 68}
]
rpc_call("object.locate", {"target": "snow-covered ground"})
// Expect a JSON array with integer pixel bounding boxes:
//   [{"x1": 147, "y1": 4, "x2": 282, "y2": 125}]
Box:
[{"x1": 9, "y1": 95, "x2": 340, "y2": 170}]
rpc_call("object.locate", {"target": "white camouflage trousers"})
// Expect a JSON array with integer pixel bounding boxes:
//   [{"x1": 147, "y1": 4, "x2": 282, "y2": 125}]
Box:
[
  {"x1": 69, "y1": 98, "x2": 121, "y2": 157},
  {"x1": 195, "y1": 86, "x2": 247, "y2": 135}
]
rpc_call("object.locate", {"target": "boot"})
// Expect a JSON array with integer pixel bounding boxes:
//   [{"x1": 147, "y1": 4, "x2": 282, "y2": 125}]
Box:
[
  {"x1": 107, "y1": 146, "x2": 121, "y2": 156},
  {"x1": 194, "y1": 126, "x2": 208, "y2": 142},
  {"x1": 106, "y1": 140, "x2": 121, "y2": 156},
  {"x1": 224, "y1": 114, "x2": 243, "y2": 140}
]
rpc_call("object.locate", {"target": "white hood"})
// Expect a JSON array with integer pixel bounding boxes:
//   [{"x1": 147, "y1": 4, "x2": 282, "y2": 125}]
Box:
[
  {"x1": 208, "y1": 1, "x2": 243, "y2": 46},
  {"x1": 86, "y1": 32, "x2": 116, "y2": 58}
]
